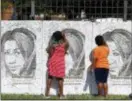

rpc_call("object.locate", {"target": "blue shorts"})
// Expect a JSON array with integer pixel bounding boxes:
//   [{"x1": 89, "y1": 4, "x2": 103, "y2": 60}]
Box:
[{"x1": 94, "y1": 68, "x2": 109, "y2": 84}]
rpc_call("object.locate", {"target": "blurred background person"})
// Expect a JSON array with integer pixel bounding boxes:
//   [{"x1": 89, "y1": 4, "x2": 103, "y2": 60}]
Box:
[{"x1": 1, "y1": 0, "x2": 16, "y2": 20}]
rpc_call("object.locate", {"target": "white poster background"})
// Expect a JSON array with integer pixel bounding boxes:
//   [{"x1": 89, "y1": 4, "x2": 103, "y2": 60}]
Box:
[
  {"x1": 1, "y1": 19, "x2": 132, "y2": 95},
  {"x1": 1, "y1": 21, "x2": 43, "y2": 94},
  {"x1": 92, "y1": 19, "x2": 132, "y2": 95},
  {"x1": 42, "y1": 21, "x2": 92, "y2": 95}
]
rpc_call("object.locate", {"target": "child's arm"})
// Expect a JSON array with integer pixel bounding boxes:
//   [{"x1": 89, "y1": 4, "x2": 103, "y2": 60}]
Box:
[
  {"x1": 88, "y1": 50, "x2": 97, "y2": 71},
  {"x1": 46, "y1": 38, "x2": 52, "y2": 54},
  {"x1": 62, "y1": 33, "x2": 69, "y2": 52}
]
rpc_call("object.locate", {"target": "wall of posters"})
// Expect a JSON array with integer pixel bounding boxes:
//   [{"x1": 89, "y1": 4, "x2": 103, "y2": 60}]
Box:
[
  {"x1": 1, "y1": 19, "x2": 132, "y2": 95},
  {"x1": 1, "y1": 21, "x2": 43, "y2": 94}
]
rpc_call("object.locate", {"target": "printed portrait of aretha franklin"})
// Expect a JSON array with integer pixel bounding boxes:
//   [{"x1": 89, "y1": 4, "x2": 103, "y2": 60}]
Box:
[
  {"x1": 62, "y1": 29, "x2": 85, "y2": 78},
  {"x1": 103, "y1": 29, "x2": 132, "y2": 78},
  {"x1": 1, "y1": 28, "x2": 36, "y2": 78}
]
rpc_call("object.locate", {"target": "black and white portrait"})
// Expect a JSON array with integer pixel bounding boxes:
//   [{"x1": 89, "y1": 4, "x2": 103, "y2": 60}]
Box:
[
  {"x1": 103, "y1": 29, "x2": 132, "y2": 78},
  {"x1": 1, "y1": 28, "x2": 36, "y2": 78},
  {"x1": 62, "y1": 28, "x2": 85, "y2": 78}
]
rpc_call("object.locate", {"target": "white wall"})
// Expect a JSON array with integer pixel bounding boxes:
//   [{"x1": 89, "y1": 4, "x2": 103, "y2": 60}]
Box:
[{"x1": 1, "y1": 19, "x2": 132, "y2": 95}]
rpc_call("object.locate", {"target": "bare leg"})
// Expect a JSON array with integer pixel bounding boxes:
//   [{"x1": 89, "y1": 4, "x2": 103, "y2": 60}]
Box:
[
  {"x1": 58, "y1": 79, "x2": 64, "y2": 97},
  {"x1": 45, "y1": 78, "x2": 52, "y2": 96},
  {"x1": 103, "y1": 83, "x2": 108, "y2": 97},
  {"x1": 97, "y1": 83, "x2": 103, "y2": 96}
]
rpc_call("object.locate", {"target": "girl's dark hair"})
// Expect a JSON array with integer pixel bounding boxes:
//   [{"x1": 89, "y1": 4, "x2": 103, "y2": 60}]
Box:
[
  {"x1": 95, "y1": 35, "x2": 106, "y2": 46},
  {"x1": 52, "y1": 31, "x2": 64, "y2": 41}
]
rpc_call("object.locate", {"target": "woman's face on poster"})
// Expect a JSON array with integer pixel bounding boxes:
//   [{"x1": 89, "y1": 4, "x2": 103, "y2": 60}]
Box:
[
  {"x1": 107, "y1": 41, "x2": 123, "y2": 77},
  {"x1": 4, "y1": 40, "x2": 25, "y2": 75}
]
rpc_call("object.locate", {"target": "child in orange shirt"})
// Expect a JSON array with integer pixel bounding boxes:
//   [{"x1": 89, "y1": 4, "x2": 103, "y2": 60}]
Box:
[{"x1": 90, "y1": 35, "x2": 109, "y2": 97}]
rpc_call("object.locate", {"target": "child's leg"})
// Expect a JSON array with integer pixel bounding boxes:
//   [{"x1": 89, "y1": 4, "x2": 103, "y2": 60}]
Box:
[
  {"x1": 58, "y1": 78, "x2": 64, "y2": 97},
  {"x1": 45, "y1": 75, "x2": 53, "y2": 96},
  {"x1": 103, "y1": 83, "x2": 108, "y2": 97},
  {"x1": 97, "y1": 82, "x2": 103, "y2": 96}
]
